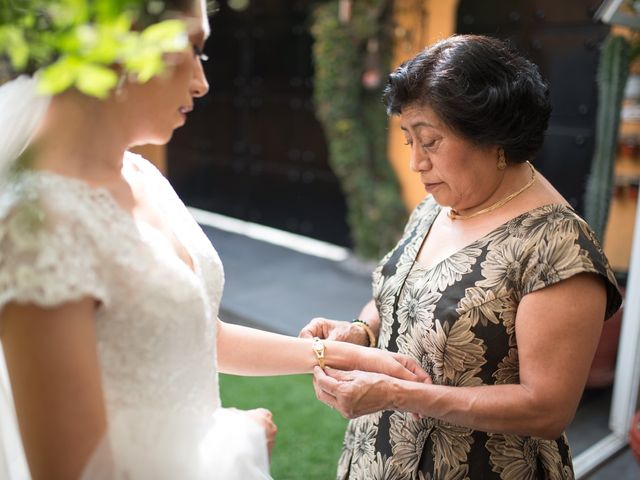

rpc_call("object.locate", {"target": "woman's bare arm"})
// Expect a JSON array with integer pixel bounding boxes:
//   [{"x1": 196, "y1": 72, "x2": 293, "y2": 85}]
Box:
[{"x1": 1, "y1": 299, "x2": 106, "y2": 480}]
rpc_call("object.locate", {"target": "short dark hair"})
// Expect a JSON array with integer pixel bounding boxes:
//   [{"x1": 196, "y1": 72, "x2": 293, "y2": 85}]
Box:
[{"x1": 383, "y1": 34, "x2": 551, "y2": 164}]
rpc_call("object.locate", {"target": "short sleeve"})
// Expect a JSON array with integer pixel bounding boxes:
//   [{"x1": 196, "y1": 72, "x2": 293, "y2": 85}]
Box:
[
  {"x1": 0, "y1": 190, "x2": 109, "y2": 315},
  {"x1": 520, "y1": 213, "x2": 622, "y2": 320}
]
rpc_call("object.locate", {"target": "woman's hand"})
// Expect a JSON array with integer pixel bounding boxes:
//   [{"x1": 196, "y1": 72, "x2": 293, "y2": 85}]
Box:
[
  {"x1": 313, "y1": 367, "x2": 390, "y2": 418},
  {"x1": 299, "y1": 317, "x2": 370, "y2": 346},
  {"x1": 313, "y1": 367, "x2": 430, "y2": 419},
  {"x1": 243, "y1": 408, "x2": 277, "y2": 458},
  {"x1": 311, "y1": 348, "x2": 432, "y2": 419}
]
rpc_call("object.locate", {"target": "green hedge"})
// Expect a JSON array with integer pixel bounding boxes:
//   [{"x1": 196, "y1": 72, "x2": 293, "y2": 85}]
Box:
[{"x1": 312, "y1": 0, "x2": 406, "y2": 260}]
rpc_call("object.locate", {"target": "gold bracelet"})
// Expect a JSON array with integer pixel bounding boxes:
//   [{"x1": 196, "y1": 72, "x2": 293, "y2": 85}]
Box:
[
  {"x1": 352, "y1": 319, "x2": 377, "y2": 347},
  {"x1": 311, "y1": 337, "x2": 326, "y2": 369}
]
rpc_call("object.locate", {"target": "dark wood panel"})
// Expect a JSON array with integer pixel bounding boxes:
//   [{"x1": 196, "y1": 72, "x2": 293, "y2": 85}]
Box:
[
  {"x1": 457, "y1": 0, "x2": 609, "y2": 215},
  {"x1": 168, "y1": 0, "x2": 351, "y2": 245}
]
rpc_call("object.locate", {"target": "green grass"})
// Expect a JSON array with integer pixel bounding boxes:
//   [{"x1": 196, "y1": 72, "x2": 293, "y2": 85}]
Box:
[{"x1": 219, "y1": 374, "x2": 348, "y2": 480}]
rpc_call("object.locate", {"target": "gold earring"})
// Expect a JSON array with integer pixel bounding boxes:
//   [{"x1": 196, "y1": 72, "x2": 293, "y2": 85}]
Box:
[{"x1": 497, "y1": 149, "x2": 507, "y2": 170}]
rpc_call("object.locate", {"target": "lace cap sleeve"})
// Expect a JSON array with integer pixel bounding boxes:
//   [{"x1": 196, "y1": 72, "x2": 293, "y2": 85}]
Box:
[
  {"x1": 0, "y1": 181, "x2": 109, "y2": 314},
  {"x1": 520, "y1": 206, "x2": 622, "y2": 320}
]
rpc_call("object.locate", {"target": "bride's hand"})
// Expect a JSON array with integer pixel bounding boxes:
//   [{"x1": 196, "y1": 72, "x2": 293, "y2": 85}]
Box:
[{"x1": 244, "y1": 408, "x2": 277, "y2": 458}]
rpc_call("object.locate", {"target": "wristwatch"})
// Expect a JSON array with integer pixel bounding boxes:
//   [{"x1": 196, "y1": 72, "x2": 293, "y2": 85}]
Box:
[{"x1": 312, "y1": 337, "x2": 326, "y2": 369}]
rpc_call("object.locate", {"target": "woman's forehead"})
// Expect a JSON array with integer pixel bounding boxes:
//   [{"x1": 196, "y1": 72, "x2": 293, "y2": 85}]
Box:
[
  {"x1": 181, "y1": 0, "x2": 211, "y2": 39},
  {"x1": 400, "y1": 104, "x2": 441, "y2": 129}
]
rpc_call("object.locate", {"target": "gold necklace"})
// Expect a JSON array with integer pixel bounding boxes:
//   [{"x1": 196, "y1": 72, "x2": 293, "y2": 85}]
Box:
[{"x1": 448, "y1": 161, "x2": 536, "y2": 220}]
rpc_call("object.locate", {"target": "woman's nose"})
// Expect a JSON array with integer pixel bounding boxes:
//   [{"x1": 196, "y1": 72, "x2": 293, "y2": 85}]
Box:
[
  {"x1": 409, "y1": 147, "x2": 429, "y2": 173},
  {"x1": 191, "y1": 60, "x2": 209, "y2": 98}
]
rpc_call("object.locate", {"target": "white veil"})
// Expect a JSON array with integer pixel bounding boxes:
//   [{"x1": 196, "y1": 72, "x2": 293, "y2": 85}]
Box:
[{"x1": 0, "y1": 75, "x2": 52, "y2": 480}]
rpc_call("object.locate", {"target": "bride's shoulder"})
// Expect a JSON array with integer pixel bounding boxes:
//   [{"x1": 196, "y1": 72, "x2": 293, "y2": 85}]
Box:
[
  {"x1": 0, "y1": 174, "x2": 112, "y2": 312},
  {"x1": 0, "y1": 169, "x2": 115, "y2": 260},
  {"x1": 1, "y1": 169, "x2": 102, "y2": 221}
]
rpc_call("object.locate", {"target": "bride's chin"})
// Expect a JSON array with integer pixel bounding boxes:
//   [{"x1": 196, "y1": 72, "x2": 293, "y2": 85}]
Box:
[{"x1": 137, "y1": 130, "x2": 175, "y2": 147}]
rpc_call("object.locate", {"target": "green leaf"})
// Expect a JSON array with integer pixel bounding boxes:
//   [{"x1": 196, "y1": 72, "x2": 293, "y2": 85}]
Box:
[
  {"x1": 95, "y1": 0, "x2": 120, "y2": 20},
  {"x1": 125, "y1": 50, "x2": 164, "y2": 83},
  {"x1": 141, "y1": 19, "x2": 187, "y2": 52},
  {"x1": 36, "y1": 56, "x2": 79, "y2": 95},
  {"x1": 109, "y1": 12, "x2": 134, "y2": 36},
  {"x1": 75, "y1": 63, "x2": 118, "y2": 98},
  {"x1": 0, "y1": 26, "x2": 29, "y2": 70},
  {"x1": 2, "y1": 1, "x2": 192, "y2": 96}
]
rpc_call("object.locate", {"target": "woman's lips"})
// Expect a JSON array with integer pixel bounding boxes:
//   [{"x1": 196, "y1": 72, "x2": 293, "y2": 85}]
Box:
[{"x1": 423, "y1": 182, "x2": 442, "y2": 191}]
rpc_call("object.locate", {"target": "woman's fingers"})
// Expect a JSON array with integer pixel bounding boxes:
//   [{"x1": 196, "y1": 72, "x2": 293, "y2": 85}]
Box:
[
  {"x1": 390, "y1": 353, "x2": 431, "y2": 383},
  {"x1": 298, "y1": 317, "x2": 325, "y2": 339},
  {"x1": 313, "y1": 365, "x2": 340, "y2": 392},
  {"x1": 299, "y1": 318, "x2": 341, "y2": 340},
  {"x1": 316, "y1": 367, "x2": 395, "y2": 418},
  {"x1": 381, "y1": 355, "x2": 422, "y2": 382},
  {"x1": 299, "y1": 318, "x2": 367, "y2": 344},
  {"x1": 312, "y1": 366, "x2": 340, "y2": 409},
  {"x1": 322, "y1": 366, "x2": 353, "y2": 381}
]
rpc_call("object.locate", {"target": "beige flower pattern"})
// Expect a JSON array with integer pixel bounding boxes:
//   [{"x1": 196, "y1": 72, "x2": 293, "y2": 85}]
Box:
[
  {"x1": 338, "y1": 198, "x2": 621, "y2": 480},
  {"x1": 421, "y1": 247, "x2": 483, "y2": 293},
  {"x1": 422, "y1": 314, "x2": 485, "y2": 386},
  {"x1": 486, "y1": 433, "x2": 565, "y2": 480}
]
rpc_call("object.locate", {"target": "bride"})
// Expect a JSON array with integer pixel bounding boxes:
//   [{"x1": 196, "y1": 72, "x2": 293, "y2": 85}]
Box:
[{"x1": 0, "y1": 1, "x2": 427, "y2": 478}]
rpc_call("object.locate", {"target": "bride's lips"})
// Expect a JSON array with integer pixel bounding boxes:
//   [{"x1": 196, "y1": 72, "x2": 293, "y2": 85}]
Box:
[{"x1": 178, "y1": 106, "x2": 193, "y2": 120}]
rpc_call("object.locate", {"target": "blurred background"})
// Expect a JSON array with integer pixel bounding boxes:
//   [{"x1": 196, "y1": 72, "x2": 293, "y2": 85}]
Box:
[{"x1": 165, "y1": 0, "x2": 613, "y2": 249}]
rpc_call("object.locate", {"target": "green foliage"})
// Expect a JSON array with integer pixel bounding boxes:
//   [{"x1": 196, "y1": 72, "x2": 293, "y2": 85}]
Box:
[
  {"x1": 585, "y1": 35, "x2": 632, "y2": 241},
  {"x1": 0, "y1": 0, "x2": 188, "y2": 97},
  {"x1": 312, "y1": 0, "x2": 406, "y2": 260},
  {"x1": 219, "y1": 374, "x2": 348, "y2": 480}
]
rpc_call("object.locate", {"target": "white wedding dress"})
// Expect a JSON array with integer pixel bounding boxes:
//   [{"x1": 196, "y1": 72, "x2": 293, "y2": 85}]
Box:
[{"x1": 0, "y1": 152, "x2": 271, "y2": 479}]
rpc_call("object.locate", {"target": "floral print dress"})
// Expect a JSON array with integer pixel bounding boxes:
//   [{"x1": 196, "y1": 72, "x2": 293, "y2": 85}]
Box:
[{"x1": 337, "y1": 196, "x2": 622, "y2": 480}]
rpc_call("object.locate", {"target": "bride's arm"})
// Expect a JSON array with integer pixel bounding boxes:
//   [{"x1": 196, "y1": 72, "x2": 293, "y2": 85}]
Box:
[
  {"x1": 0, "y1": 299, "x2": 106, "y2": 480},
  {"x1": 216, "y1": 319, "x2": 426, "y2": 381}
]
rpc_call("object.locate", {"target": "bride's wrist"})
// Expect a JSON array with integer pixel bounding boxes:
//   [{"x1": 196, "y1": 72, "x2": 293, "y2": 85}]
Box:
[{"x1": 323, "y1": 340, "x2": 365, "y2": 370}]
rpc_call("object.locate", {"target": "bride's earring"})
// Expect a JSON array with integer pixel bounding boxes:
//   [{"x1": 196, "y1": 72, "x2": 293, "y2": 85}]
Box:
[
  {"x1": 115, "y1": 71, "x2": 127, "y2": 99},
  {"x1": 497, "y1": 149, "x2": 507, "y2": 170}
]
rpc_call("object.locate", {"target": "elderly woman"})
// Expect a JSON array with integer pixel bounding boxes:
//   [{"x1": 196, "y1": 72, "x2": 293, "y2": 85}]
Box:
[{"x1": 300, "y1": 35, "x2": 622, "y2": 479}]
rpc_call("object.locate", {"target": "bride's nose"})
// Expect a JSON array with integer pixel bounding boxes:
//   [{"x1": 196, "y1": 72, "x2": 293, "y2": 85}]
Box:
[{"x1": 191, "y1": 59, "x2": 209, "y2": 98}]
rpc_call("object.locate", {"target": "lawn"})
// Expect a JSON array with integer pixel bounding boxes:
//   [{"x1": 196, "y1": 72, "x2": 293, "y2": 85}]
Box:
[{"x1": 219, "y1": 373, "x2": 348, "y2": 480}]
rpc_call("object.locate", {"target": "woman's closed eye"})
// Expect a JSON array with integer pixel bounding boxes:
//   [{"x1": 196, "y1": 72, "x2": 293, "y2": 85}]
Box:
[
  {"x1": 403, "y1": 138, "x2": 437, "y2": 149},
  {"x1": 192, "y1": 44, "x2": 209, "y2": 62}
]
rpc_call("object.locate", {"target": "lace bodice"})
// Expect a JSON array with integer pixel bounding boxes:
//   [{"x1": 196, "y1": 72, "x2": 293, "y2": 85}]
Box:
[
  {"x1": 0, "y1": 153, "x2": 272, "y2": 478},
  {"x1": 0, "y1": 152, "x2": 224, "y2": 416}
]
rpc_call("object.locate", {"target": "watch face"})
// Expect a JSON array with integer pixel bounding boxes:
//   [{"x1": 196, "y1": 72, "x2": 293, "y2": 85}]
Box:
[{"x1": 312, "y1": 338, "x2": 324, "y2": 353}]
